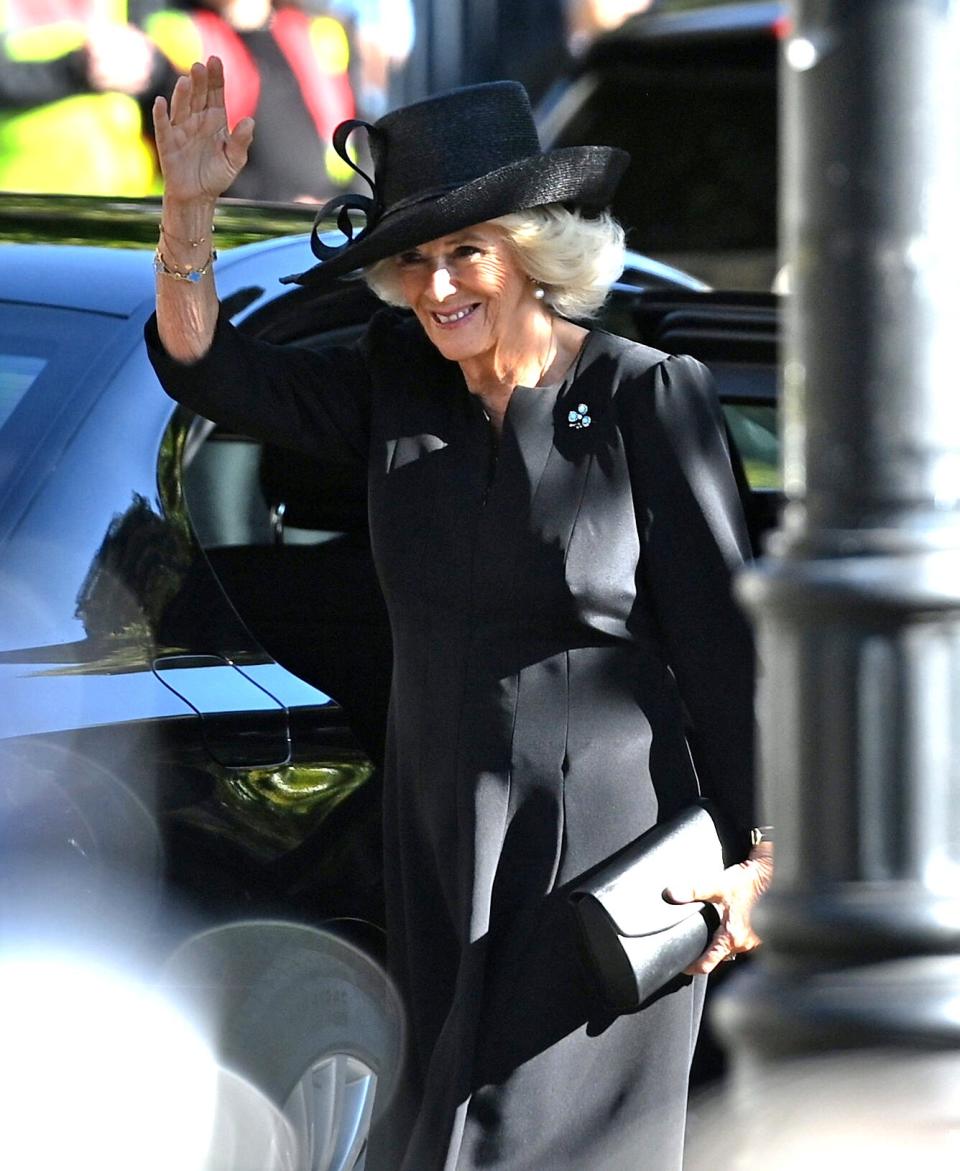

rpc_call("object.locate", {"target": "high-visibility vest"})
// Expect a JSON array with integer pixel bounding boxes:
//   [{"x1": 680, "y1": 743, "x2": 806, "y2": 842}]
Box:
[
  {"x1": 0, "y1": 0, "x2": 159, "y2": 195},
  {"x1": 146, "y1": 7, "x2": 355, "y2": 188}
]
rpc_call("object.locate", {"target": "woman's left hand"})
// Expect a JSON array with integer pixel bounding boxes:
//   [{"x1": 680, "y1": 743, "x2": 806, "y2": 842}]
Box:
[{"x1": 664, "y1": 841, "x2": 774, "y2": 974}]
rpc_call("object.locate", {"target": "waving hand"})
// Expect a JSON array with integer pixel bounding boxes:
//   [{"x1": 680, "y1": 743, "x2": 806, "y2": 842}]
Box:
[{"x1": 152, "y1": 56, "x2": 254, "y2": 202}]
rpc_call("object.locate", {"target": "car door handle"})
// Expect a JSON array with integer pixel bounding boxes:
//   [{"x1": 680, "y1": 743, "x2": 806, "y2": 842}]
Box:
[{"x1": 153, "y1": 653, "x2": 290, "y2": 768}]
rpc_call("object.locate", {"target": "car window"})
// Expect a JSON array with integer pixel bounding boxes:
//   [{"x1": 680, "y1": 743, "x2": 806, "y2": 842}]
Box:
[
  {"x1": 0, "y1": 352, "x2": 45, "y2": 430},
  {"x1": 723, "y1": 401, "x2": 779, "y2": 490},
  {"x1": 0, "y1": 304, "x2": 129, "y2": 525},
  {"x1": 0, "y1": 304, "x2": 119, "y2": 438}
]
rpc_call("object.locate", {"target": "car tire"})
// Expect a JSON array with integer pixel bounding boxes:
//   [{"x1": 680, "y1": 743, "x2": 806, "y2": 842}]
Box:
[{"x1": 159, "y1": 920, "x2": 405, "y2": 1171}]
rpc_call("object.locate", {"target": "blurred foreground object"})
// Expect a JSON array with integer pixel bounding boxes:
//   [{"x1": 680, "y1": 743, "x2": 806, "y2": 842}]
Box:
[
  {"x1": 687, "y1": 1050, "x2": 960, "y2": 1170},
  {"x1": 0, "y1": 952, "x2": 223, "y2": 1171},
  {"x1": 713, "y1": 0, "x2": 960, "y2": 1154},
  {"x1": 0, "y1": 949, "x2": 322, "y2": 1170},
  {"x1": 160, "y1": 921, "x2": 405, "y2": 1171}
]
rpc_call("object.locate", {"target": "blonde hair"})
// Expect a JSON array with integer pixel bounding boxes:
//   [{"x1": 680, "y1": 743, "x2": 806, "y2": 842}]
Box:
[{"x1": 363, "y1": 204, "x2": 625, "y2": 319}]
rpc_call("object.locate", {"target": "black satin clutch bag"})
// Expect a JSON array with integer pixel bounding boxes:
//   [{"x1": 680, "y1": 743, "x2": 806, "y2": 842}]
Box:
[{"x1": 569, "y1": 801, "x2": 733, "y2": 1013}]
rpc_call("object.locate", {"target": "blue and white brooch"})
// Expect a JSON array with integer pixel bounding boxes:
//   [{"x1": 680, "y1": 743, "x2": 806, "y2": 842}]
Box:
[{"x1": 567, "y1": 403, "x2": 592, "y2": 429}]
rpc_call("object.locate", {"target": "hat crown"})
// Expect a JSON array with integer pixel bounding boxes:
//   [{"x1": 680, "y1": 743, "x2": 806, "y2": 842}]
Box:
[
  {"x1": 370, "y1": 82, "x2": 542, "y2": 215},
  {"x1": 282, "y1": 80, "x2": 629, "y2": 287}
]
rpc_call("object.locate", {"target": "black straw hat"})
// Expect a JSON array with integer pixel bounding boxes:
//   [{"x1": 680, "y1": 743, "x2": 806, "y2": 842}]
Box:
[{"x1": 280, "y1": 80, "x2": 630, "y2": 287}]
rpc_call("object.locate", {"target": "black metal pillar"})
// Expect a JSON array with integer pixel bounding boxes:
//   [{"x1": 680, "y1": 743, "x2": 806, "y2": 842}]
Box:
[{"x1": 715, "y1": 0, "x2": 960, "y2": 1085}]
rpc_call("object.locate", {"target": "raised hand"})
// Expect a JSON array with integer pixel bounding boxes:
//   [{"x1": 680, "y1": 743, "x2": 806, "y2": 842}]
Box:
[{"x1": 152, "y1": 56, "x2": 254, "y2": 203}]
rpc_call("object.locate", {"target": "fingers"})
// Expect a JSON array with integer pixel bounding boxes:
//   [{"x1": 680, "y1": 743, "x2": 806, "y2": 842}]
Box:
[
  {"x1": 663, "y1": 876, "x2": 732, "y2": 970},
  {"x1": 671, "y1": 852, "x2": 774, "y2": 973},
  {"x1": 232, "y1": 116, "x2": 256, "y2": 150},
  {"x1": 685, "y1": 931, "x2": 737, "y2": 975},
  {"x1": 166, "y1": 57, "x2": 222, "y2": 126},
  {"x1": 687, "y1": 911, "x2": 761, "y2": 973},
  {"x1": 152, "y1": 94, "x2": 169, "y2": 138},
  {"x1": 206, "y1": 55, "x2": 226, "y2": 111},
  {"x1": 168, "y1": 71, "x2": 192, "y2": 125},
  {"x1": 225, "y1": 117, "x2": 255, "y2": 172},
  {"x1": 189, "y1": 60, "x2": 208, "y2": 116},
  {"x1": 152, "y1": 95, "x2": 176, "y2": 175},
  {"x1": 663, "y1": 861, "x2": 727, "y2": 905},
  {"x1": 663, "y1": 880, "x2": 721, "y2": 906}
]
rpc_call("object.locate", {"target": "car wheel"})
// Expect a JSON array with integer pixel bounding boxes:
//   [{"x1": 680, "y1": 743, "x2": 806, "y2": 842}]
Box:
[{"x1": 159, "y1": 920, "x2": 405, "y2": 1171}]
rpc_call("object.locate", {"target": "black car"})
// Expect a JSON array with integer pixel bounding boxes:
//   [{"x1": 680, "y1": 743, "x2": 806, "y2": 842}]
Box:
[
  {"x1": 0, "y1": 196, "x2": 402, "y2": 1171},
  {"x1": 537, "y1": 0, "x2": 786, "y2": 290},
  {"x1": 0, "y1": 193, "x2": 779, "y2": 1167}
]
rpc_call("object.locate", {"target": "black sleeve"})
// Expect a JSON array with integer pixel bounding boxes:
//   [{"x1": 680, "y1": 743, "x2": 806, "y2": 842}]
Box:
[
  {"x1": 144, "y1": 306, "x2": 373, "y2": 463},
  {"x1": 624, "y1": 352, "x2": 757, "y2": 851}
]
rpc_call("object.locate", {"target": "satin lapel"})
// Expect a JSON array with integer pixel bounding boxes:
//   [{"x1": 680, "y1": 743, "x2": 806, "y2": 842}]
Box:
[
  {"x1": 501, "y1": 380, "x2": 563, "y2": 506},
  {"x1": 465, "y1": 380, "x2": 555, "y2": 630},
  {"x1": 529, "y1": 332, "x2": 613, "y2": 547},
  {"x1": 431, "y1": 362, "x2": 490, "y2": 607}
]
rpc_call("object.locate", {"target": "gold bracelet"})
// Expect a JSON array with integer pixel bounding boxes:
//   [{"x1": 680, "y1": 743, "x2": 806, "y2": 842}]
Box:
[
  {"x1": 154, "y1": 247, "x2": 217, "y2": 283},
  {"x1": 159, "y1": 222, "x2": 214, "y2": 248}
]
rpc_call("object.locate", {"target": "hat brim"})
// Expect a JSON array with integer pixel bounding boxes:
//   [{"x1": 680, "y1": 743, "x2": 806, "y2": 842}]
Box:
[{"x1": 280, "y1": 145, "x2": 630, "y2": 287}]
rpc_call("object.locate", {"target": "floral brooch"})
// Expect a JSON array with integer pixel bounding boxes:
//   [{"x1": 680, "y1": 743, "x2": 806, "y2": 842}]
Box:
[{"x1": 567, "y1": 403, "x2": 592, "y2": 429}]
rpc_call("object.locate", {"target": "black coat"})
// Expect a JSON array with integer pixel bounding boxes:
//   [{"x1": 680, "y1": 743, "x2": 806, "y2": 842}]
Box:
[{"x1": 146, "y1": 307, "x2": 756, "y2": 1171}]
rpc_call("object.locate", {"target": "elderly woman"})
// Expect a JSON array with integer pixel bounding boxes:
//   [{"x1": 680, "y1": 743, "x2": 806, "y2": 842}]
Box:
[{"x1": 146, "y1": 57, "x2": 771, "y2": 1171}]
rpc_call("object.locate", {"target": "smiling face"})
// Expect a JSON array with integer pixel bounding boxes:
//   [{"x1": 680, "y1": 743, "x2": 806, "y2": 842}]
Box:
[{"x1": 392, "y1": 223, "x2": 545, "y2": 366}]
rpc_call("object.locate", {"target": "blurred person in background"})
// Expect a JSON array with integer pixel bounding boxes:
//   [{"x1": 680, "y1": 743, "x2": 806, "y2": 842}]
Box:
[
  {"x1": 565, "y1": 0, "x2": 658, "y2": 57},
  {"x1": 470, "y1": 1, "x2": 656, "y2": 108},
  {"x1": 146, "y1": 0, "x2": 356, "y2": 201},
  {"x1": 326, "y1": 0, "x2": 413, "y2": 120},
  {"x1": 0, "y1": 0, "x2": 174, "y2": 194},
  {"x1": 468, "y1": 0, "x2": 567, "y2": 107}
]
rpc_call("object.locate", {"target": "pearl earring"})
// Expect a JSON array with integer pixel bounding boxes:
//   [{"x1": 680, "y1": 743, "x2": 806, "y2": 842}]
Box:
[{"x1": 532, "y1": 284, "x2": 545, "y2": 301}]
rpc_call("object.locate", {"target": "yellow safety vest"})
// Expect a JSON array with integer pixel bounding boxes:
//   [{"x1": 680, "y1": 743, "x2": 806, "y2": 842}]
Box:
[{"x1": 0, "y1": 1, "x2": 159, "y2": 195}]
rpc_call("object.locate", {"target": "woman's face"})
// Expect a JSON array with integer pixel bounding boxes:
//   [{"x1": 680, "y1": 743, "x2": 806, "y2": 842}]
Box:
[{"x1": 392, "y1": 223, "x2": 540, "y2": 364}]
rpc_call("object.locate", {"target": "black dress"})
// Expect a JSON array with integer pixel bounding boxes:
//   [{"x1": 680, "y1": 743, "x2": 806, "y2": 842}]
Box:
[{"x1": 146, "y1": 307, "x2": 755, "y2": 1171}]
